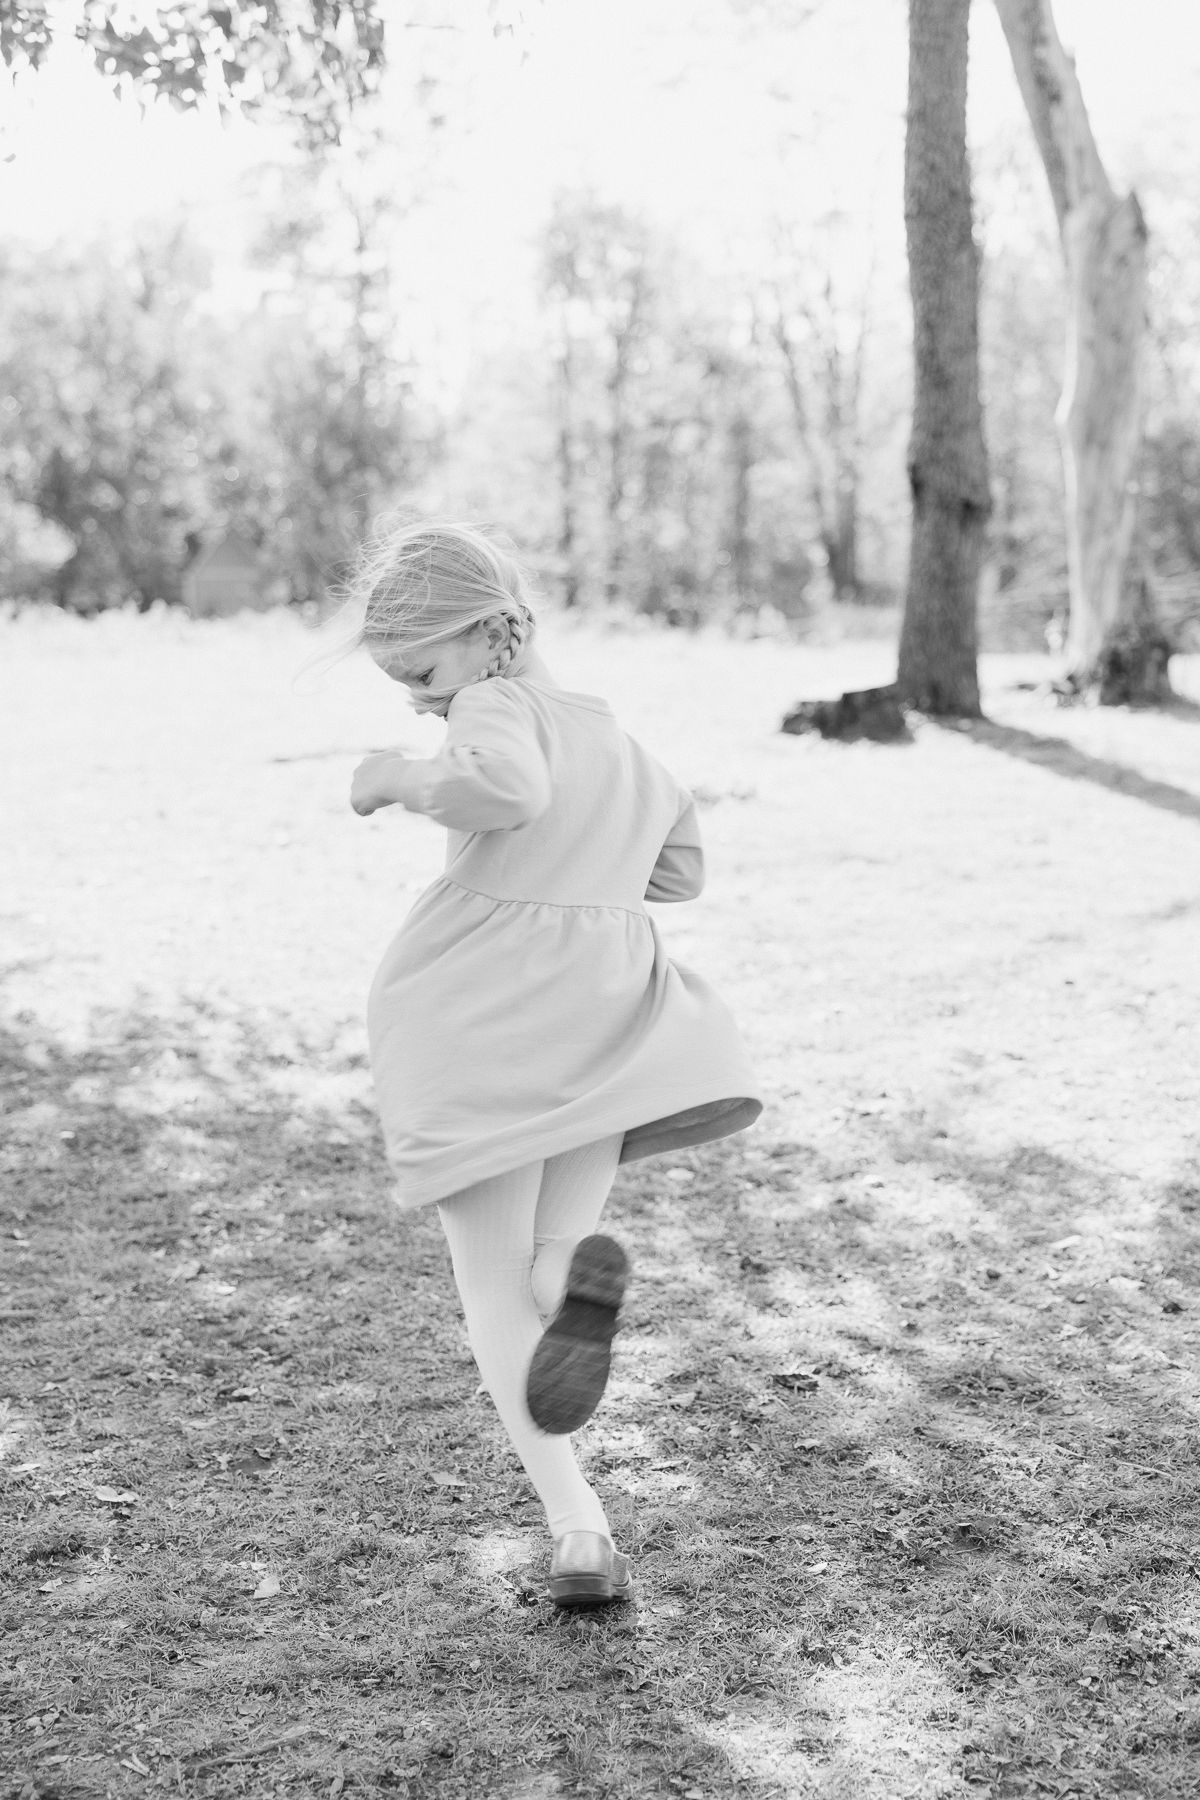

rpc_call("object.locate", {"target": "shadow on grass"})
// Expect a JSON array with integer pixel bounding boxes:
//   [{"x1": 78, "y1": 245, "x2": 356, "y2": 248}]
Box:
[
  {"x1": 610, "y1": 1115, "x2": 1200, "y2": 1798},
  {"x1": 1, "y1": 1004, "x2": 774, "y2": 1800},
  {"x1": 940, "y1": 716, "x2": 1200, "y2": 825},
  {"x1": 5, "y1": 1003, "x2": 1200, "y2": 1797}
]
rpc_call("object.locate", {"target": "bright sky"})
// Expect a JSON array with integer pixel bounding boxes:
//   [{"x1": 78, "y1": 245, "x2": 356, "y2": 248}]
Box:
[{"x1": 2, "y1": 0, "x2": 1197, "y2": 368}]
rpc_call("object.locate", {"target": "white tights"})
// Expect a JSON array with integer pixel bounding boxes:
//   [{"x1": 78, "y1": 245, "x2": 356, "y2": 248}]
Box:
[{"x1": 437, "y1": 1133, "x2": 624, "y2": 1542}]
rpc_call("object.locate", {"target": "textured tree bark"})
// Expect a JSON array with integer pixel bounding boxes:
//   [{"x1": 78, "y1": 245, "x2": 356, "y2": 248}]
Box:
[
  {"x1": 897, "y1": 0, "x2": 991, "y2": 716},
  {"x1": 993, "y1": 0, "x2": 1167, "y2": 701}
]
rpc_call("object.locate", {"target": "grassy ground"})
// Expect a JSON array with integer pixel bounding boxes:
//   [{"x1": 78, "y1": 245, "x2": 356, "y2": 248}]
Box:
[{"x1": 3, "y1": 610, "x2": 1200, "y2": 1799}]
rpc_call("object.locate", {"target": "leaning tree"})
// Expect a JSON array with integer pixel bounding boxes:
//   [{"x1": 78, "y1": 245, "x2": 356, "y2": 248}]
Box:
[
  {"x1": 896, "y1": 0, "x2": 992, "y2": 716},
  {"x1": 994, "y1": 0, "x2": 1172, "y2": 703}
]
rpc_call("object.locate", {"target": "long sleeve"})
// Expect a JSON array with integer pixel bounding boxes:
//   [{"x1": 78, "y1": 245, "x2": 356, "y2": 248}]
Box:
[
  {"x1": 392, "y1": 682, "x2": 552, "y2": 833},
  {"x1": 645, "y1": 796, "x2": 705, "y2": 902}
]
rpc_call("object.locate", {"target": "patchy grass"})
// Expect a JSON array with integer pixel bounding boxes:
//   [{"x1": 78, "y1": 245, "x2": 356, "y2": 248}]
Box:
[
  {"x1": 3, "y1": 612, "x2": 1200, "y2": 1798},
  {"x1": 5, "y1": 1012, "x2": 1200, "y2": 1798}
]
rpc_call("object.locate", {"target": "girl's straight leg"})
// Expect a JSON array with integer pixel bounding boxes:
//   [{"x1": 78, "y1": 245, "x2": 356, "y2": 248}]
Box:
[
  {"x1": 437, "y1": 1164, "x2": 611, "y2": 1542},
  {"x1": 530, "y1": 1133, "x2": 625, "y2": 1321}
]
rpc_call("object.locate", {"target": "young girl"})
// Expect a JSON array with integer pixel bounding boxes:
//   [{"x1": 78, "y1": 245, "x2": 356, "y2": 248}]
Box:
[{"x1": 349, "y1": 521, "x2": 761, "y2": 1607}]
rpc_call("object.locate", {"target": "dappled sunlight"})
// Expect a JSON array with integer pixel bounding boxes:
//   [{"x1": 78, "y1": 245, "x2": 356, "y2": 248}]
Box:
[
  {"x1": 693, "y1": 1643, "x2": 970, "y2": 1798},
  {"x1": 465, "y1": 1530, "x2": 540, "y2": 1580},
  {"x1": 688, "y1": 1703, "x2": 835, "y2": 1794},
  {"x1": 4, "y1": 615, "x2": 1200, "y2": 1796}
]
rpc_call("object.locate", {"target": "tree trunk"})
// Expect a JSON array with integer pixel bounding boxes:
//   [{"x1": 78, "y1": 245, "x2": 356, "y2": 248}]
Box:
[
  {"x1": 993, "y1": 0, "x2": 1165, "y2": 700},
  {"x1": 554, "y1": 334, "x2": 581, "y2": 608},
  {"x1": 825, "y1": 480, "x2": 859, "y2": 601},
  {"x1": 897, "y1": 0, "x2": 991, "y2": 716},
  {"x1": 727, "y1": 408, "x2": 754, "y2": 608},
  {"x1": 773, "y1": 305, "x2": 864, "y2": 602},
  {"x1": 605, "y1": 269, "x2": 646, "y2": 605}
]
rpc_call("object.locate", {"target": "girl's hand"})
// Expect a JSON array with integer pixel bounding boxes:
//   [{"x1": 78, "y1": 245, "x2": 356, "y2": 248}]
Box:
[{"x1": 351, "y1": 750, "x2": 412, "y2": 816}]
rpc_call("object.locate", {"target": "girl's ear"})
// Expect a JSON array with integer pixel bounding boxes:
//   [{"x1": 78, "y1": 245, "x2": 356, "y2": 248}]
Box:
[{"x1": 482, "y1": 614, "x2": 512, "y2": 650}]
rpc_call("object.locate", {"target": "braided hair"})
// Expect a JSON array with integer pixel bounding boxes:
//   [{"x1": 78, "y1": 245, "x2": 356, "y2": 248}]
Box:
[
  {"x1": 345, "y1": 517, "x2": 539, "y2": 710},
  {"x1": 470, "y1": 600, "x2": 534, "y2": 685}
]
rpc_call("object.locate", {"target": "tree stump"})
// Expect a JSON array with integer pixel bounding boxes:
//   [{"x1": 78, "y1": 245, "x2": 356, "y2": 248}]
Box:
[{"x1": 781, "y1": 684, "x2": 910, "y2": 743}]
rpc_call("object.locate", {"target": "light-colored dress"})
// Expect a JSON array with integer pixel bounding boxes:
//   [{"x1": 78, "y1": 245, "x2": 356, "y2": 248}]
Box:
[{"x1": 367, "y1": 676, "x2": 762, "y2": 1209}]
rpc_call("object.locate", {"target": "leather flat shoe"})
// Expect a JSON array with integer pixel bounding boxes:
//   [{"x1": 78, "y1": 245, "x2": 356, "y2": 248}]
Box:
[
  {"x1": 526, "y1": 1234, "x2": 628, "y2": 1435},
  {"x1": 549, "y1": 1530, "x2": 633, "y2": 1608}
]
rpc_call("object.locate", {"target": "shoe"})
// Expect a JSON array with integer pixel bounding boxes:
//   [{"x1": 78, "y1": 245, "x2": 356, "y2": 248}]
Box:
[
  {"x1": 526, "y1": 1234, "x2": 628, "y2": 1435},
  {"x1": 549, "y1": 1531, "x2": 633, "y2": 1608}
]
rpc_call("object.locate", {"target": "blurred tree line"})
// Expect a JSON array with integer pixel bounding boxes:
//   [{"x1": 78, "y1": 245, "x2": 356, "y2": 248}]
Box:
[
  {"x1": 2, "y1": 140, "x2": 1198, "y2": 645},
  {"x1": 0, "y1": 143, "x2": 415, "y2": 610}
]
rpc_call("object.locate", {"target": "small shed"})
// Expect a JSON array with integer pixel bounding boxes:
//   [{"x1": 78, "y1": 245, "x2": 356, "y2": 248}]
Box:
[{"x1": 182, "y1": 531, "x2": 269, "y2": 617}]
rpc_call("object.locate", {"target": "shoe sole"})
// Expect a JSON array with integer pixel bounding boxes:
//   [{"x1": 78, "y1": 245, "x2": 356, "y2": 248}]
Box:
[
  {"x1": 526, "y1": 1234, "x2": 628, "y2": 1435},
  {"x1": 549, "y1": 1571, "x2": 633, "y2": 1609}
]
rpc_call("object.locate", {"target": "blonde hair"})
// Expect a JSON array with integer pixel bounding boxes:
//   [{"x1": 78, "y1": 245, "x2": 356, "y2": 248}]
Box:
[{"x1": 344, "y1": 518, "x2": 537, "y2": 704}]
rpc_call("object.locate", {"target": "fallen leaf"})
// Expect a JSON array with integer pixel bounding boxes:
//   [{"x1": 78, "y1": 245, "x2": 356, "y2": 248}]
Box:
[
  {"x1": 226, "y1": 1449, "x2": 273, "y2": 1477},
  {"x1": 167, "y1": 1259, "x2": 202, "y2": 1284},
  {"x1": 796, "y1": 1438, "x2": 821, "y2": 1451},
  {"x1": 431, "y1": 1472, "x2": 465, "y2": 1488},
  {"x1": 94, "y1": 1486, "x2": 138, "y2": 1505},
  {"x1": 424, "y1": 1563, "x2": 452, "y2": 1588},
  {"x1": 252, "y1": 1573, "x2": 281, "y2": 1599},
  {"x1": 467, "y1": 1656, "x2": 481, "y2": 1672},
  {"x1": 121, "y1": 1752, "x2": 151, "y2": 1774},
  {"x1": 665, "y1": 1389, "x2": 697, "y2": 1410},
  {"x1": 330, "y1": 1766, "x2": 345, "y2": 1798},
  {"x1": 38, "y1": 1578, "x2": 64, "y2": 1593},
  {"x1": 664, "y1": 1167, "x2": 695, "y2": 1183},
  {"x1": 773, "y1": 1371, "x2": 819, "y2": 1394},
  {"x1": 807, "y1": 1561, "x2": 829, "y2": 1574}
]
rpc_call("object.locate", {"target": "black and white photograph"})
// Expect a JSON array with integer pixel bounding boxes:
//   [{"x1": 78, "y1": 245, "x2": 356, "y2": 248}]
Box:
[{"x1": 2, "y1": 2, "x2": 1199, "y2": 1796}]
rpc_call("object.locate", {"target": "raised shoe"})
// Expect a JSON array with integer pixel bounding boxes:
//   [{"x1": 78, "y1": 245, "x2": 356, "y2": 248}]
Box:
[{"x1": 526, "y1": 1234, "x2": 628, "y2": 1435}]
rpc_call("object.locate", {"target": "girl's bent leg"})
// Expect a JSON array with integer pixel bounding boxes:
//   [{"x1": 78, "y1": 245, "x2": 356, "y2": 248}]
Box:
[
  {"x1": 530, "y1": 1133, "x2": 625, "y2": 1320},
  {"x1": 437, "y1": 1165, "x2": 611, "y2": 1543}
]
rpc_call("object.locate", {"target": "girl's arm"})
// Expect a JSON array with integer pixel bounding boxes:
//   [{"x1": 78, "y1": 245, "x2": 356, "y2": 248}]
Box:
[
  {"x1": 351, "y1": 683, "x2": 552, "y2": 832},
  {"x1": 645, "y1": 797, "x2": 705, "y2": 902}
]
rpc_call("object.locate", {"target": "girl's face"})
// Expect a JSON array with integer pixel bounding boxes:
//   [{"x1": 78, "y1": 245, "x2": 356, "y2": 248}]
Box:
[{"x1": 371, "y1": 617, "x2": 506, "y2": 710}]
